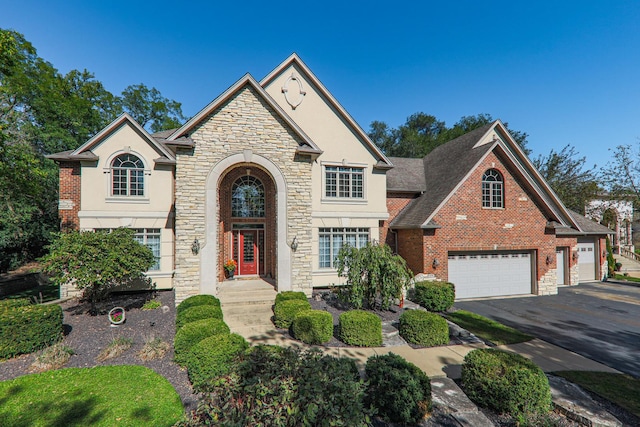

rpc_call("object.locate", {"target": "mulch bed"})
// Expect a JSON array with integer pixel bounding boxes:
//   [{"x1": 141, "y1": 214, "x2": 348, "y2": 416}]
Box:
[{"x1": 0, "y1": 289, "x2": 199, "y2": 412}]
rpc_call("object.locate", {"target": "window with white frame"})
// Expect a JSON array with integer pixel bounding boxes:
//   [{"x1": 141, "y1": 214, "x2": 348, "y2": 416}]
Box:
[
  {"x1": 482, "y1": 169, "x2": 503, "y2": 208},
  {"x1": 324, "y1": 166, "x2": 364, "y2": 198},
  {"x1": 319, "y1": 227, "x2": 369, "y2": 269},
  {"x1": 133, "y1": 228, "x2": 161, "y2": 270},
  {"x1": 111, "y1": 153, "x2": 145, "y2": 196}
]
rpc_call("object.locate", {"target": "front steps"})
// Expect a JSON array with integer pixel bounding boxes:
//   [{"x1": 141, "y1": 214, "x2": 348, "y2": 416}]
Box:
[{"x1": 218, "y1": 279, "x2": 278, "y2": 339}]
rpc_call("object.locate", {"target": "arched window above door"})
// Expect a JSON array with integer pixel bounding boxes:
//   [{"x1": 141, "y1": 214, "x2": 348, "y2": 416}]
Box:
[
  {"x1": 231, "y1": 175, "x2": 265, "y2": 217},
  {"x1": 482, "y1": 169, "x2": 503, "y2": 208}
]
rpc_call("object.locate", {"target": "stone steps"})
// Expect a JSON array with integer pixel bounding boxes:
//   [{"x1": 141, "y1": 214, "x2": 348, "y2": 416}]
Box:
[{"x1": 218, "y1": 279, "x2": 277, "y2": 335}]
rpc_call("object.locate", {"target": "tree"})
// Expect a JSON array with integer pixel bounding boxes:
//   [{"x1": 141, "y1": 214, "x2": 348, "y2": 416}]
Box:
[
  {"x1": 334, "y1": 243, "x2": 412, "y2": 310},
  {"x1": 369, "y1": 113, "x2": 530, "y2": 158},
  {"x1": 601, "y1": 143, "x2": 640, "y2": 203},
  {"x1": 121, "y1": 84, "x2": 186, "y2": 132},
  {"x1": 41, "y1": 229, "x2": 155, "y2": 314},
  {"x1": 533, "y1": 144, "x2": 600, "y2": 212}
]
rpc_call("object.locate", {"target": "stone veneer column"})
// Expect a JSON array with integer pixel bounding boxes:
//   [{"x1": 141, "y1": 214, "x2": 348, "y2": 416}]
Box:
[{"x1": 173, "y1": 86, "x2": 313, "y2": 304}]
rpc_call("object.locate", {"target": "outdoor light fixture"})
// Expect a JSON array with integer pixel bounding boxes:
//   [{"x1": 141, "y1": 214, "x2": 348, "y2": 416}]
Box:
[
  {"x1": 290, "y1": 236, "x2": 298, "y2": 252},
  {"x1": 546, "y1": 255, "x2": 552, "y2": 265},
  {"x1": 191, "y1": 238, "x2": 200, "y2": 255},
  {"x1": 432, "y1": 258, "x2": 439, "y2": 269},
  {"x1": 572, "y1": 252, "x2": 578, "y2": 262}
]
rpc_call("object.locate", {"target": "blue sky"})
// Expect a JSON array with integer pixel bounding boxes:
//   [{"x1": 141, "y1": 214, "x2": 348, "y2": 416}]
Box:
[{"x1": 3, "y1": 1, "x2": 640, "y2": 167}]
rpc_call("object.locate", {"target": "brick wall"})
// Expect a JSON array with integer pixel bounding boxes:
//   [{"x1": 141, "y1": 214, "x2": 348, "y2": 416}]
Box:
[
  {"x1": 380, "y1": 192, "x2": 416, "y2": 250},
  {"x1": 58, "y1": 161, "x2": 81, "y2": 231}
]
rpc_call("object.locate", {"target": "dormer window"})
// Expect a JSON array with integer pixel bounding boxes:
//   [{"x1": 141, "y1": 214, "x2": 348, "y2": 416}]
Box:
[
  {"x1": 482, "y1": 169, "x2": 503, "y2": 208},
  {"x1": 112, "y1": 154, "x2": 144, "y2": 196}
]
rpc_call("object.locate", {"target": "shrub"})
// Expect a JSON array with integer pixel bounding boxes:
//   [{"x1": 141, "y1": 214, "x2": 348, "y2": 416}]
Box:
[
  {"x1": 461, "y1": 348, "x2": 552, "y2": 419},
  {"x1": 138, "y1": 336, "x2": 170, "y2": 361},
  {"x1": 274, "y1": 291, "x2": 307, "y2": 305},
  {"x1": 174, "y1": 318, "x2": 230, "y2": 365},
  {"x1": 0, "y1": 304, "x2": 63, "y2": 359},
  {"x1": 413, "y1": 280, "x2": 455, "y2": 312},
  {"x1": 179, "y1": 347, "x2": 371, "y2": 427},
  {"x1": 292, "y1": 309, "x2": 333, "y2": 344},
  {"x1": 142, "y1": 299, "x2": 161, "y2": 310},
  {"x1": 0, "y1": 298, "x2": 31, "y2": 310},
  {"x1": 273, "y1": 299, "x2": 311, "y2": 329},
  {"x1": 30, "y1": 342, "x2": 74, "y2": 372},
  {"x1": 176, "y1": 294, "x2": 221, "y2": 315},
  {"x1": 176, "y1": 304, "x2": 223, "y2": 329},
  {"x1": 96, "y1": 337, "x2": 133, "y2": 362},
  {"x1": 339, "y1": 310, "x2": 382, "y2": 347},
  {"x1": 365, "y1": 353, "x2": 431, "y2": 424},
  {"x1": 186, "y1": 333, "x2": 248, "y2": 392},
  {"x1": 399, "y1": 309, "x2": 449, "y2": 347}
]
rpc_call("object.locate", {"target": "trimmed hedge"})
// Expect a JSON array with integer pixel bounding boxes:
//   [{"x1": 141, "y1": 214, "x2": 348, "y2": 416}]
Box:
[
  {"x1": 0, "y1": 298, "x2": 31, "y2": 310},
  {"x1": 365, "y1": 353, "x2": 432, "y2": 424},
  {"x1": 186, "y1": 333, "x2": 249, "y2": 393},
  {"x1": 274, "y1": 291, "x2": 307, "y2": 305},
  {"x1": 176, "y1": 294, "x2": 221, "y2": 315},
  {"x1": 174, "y1": 318, "x2": 231, "y2": 365},
  {"x1": 413, "y1": 280, "x2": 455, "y2": 312},
  {"x1": 0, "y1": 304, "x2": 63, "y2": 359},
  {"x1": 176, "y1": 304, "x2": 223, "y2": 329},
  {"x1": 292, "y1": 310, "x2": 333, "y2": 345},
  {"x1": 398, "y1": 310, "x2": 449, "y2": 347},
  {"x1": 461, "y1": 348, "x2": 552, "y2": 418},
  {"x1": 339, "y1": 310, "x2": 382, "y2": 347},
  {"x1": 273, "y1": 299, "x2": 311, "y2": 329}
]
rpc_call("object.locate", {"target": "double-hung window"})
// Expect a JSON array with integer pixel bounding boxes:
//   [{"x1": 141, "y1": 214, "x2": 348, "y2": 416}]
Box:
[
  {"x1": 325, "y1": 166, "x2": 364, "y2": 199},
  {"x1": 133, "y1": 228, "x2": 161, "y2": 271},
  {"x1": 319, "y1": 227, "x2": 369, "y2": 269},
  {"x1": 482, "y1": 169, "x2": 503, "y2": 208},
  {"x1": 111, "y1": 154, "x2": 144, "y2": 196}
]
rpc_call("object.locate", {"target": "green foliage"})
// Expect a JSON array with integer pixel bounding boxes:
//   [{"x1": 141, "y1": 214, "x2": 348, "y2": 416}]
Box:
[
  {"x1": 413, "y1": 280, "x2": 456, "y2": 312},
  {"x1": 338, "y1": 310, "x2": 382, "y2": 347},
  {"x1": 141, "y1": 299, "x2": 161, "y2": 310},
  {"x1": 606, "y1": 236, "x2": 616, "y2": 277},
  {"x1": 462, "y1": 348, "x2": 552, "y2": 419},
  {"x1": 0, "y1": 298, "x2": 31, "y2": 310},
  {"x1": 275, "y1": 290, "x2": 308, "y2": 305},
  {"x1": 273, "y1": 299, "x2": 311, "y2": 329},
  {"x1": 179, "y1": 346, "x2": 371, "y2": 427},
  {"x1": 176, "y1": 294, "x2": 221, "y2": 315},
  {"x1": 292, "y1": 309, "x2": 333, "y2": 345},
  {"x1": 0, "y1": 303, "x2": 62, "y2": 359},
  {"x1": 121, "y1": 83, "x2": 186, "y2": 132},
  {"x1": 399, "y1": 309, "x2": 449, "y2": 347},
  {"x1": 40, "y1": 229, "x2": 155, "y2": 314},
  {"x1": 365, "y1": 353, "x2": 432, "y2": 424},
  {"x1": 185, "y1": 333, "x2": 248, "y2": 393},
  {"x1": 0, "y1": 365, "x2": 183, "y2": 426},
  {"x1": 175, "y1": 304, "x2": 223, "y2": 329},
  {"x1": 445, "y1": 310, "x2": 533, "y2": 345},
  {"x1": 173, "y1": 318, "x2": 230, "y2": 365},
  {"x1": 335, "y1": 243, "x2": 412, "y2": 310}
]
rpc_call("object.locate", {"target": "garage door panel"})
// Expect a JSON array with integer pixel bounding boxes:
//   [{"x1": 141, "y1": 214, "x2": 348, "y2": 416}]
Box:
[
  {"x1": 577, "y1": 242, "x2": 596, "y2": 282},
  {"x1": 449, "y1": 252, "x2": 532, "y2": 299}
]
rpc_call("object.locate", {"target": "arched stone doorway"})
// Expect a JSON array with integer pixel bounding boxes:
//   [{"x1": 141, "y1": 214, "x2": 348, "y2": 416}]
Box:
[{"x1": 218, "y1": 166, "x2": 276, "y2": 280}]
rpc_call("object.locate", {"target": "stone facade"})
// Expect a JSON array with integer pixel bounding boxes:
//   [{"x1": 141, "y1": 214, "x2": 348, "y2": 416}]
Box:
[{"x1": 173, "y1": 85, "x2": 313, "y2": 304}]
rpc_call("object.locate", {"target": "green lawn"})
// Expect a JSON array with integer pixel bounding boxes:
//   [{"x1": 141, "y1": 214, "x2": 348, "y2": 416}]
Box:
[
  {"x1": 555, "y1": 371, "x2": 640, "y2": 418},
  {"x1": 613, "y1": 273, "x2": 640, "y2": 283},
  {"x1": 0, "y1": 365, "x2": 183, "y2": 426},
  {"x1": 445, "y1": 310, "x2": 533, "y2": 345}
]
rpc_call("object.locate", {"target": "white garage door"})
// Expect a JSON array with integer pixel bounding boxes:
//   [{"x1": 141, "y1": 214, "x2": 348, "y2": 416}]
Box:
[
  {"x1": 577, "y1": 241, "x2": 596, "y2": 282},
  {"x1": 448, "y1": 252, "x2": 533, "y2": 299}
]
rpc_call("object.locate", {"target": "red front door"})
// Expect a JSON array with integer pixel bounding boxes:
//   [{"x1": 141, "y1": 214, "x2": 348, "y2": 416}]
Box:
[{"x1": 239, "y1": 230, "x2": 258, "y2": 275}]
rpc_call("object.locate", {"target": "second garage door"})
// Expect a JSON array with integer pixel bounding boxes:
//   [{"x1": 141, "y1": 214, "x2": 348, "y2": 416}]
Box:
[{"x1": 448, "y1": 252, "x2": 533, "y2": 299}]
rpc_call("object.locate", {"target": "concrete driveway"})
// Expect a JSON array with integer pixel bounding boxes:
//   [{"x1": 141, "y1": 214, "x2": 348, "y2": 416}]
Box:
[{"x1": 455, "y1": 281, "x2": 640, "y2": 377}]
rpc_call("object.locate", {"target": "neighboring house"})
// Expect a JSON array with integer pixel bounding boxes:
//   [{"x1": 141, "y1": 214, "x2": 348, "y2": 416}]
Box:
[{"x1": 47, "y1": 54, "x2": 612, "y2": 303}]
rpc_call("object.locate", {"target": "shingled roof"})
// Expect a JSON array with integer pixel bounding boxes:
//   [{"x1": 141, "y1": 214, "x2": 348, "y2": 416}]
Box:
[{"x1": 389, "y1": 123, "x2": 496, "y2": 228}]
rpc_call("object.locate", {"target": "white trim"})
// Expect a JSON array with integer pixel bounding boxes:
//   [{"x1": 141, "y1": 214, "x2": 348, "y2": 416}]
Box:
[
  {"x1": 202, "y1": 153, "x2": 290, "y2": 295},
  {"x1": 312, "y1": 211, "x2": 389, "y2": 219},
  {"x1": 78, "y1": 211, "x2": 168, "y2": 218}
]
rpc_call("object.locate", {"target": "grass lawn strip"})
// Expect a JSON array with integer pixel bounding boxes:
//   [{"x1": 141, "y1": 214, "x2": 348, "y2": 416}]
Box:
[
  {"x1": 555, "y1": 371, "x2": 640, "y2": 418},
  {"x1": 0, "y1": 365, "x2": 183, "y2": 426},
  {"x1": 613, "y1": 273, "x2": 640, "y2": 283},
  {"x1": 445, "y1": 310, "x2": 533, "y2": 345}
]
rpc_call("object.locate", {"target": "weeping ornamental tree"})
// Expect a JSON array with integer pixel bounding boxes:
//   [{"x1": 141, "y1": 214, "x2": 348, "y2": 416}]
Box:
[
  {"x1": 335, "y1": 243, "x2": 413, "y2": 310},
  {"x1": 41, "y1": 229, "x2": 155, "y2": 314}
]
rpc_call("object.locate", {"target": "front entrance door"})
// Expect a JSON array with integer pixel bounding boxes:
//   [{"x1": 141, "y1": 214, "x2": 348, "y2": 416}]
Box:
[{"x1": 239, "y1": 230, "x2": 258, "y2": 275}]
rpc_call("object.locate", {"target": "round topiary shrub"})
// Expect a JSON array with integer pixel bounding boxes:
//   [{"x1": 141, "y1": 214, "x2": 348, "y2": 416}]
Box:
[
  {"x1": 292, "y1": 310, "x2": 333, "y2": 345},
  {"x1": 174, "y1": 318, "x2": 231, "y2": 365},
  {"x1": 398, "y1": 309, "x2": 449, "y2": 347},
  {"x1": 274, "y1": 291, "x2": 308, "y2": 305},
  {"x1": 413, "y1": 280, "x2": 455, "y2": 312},
  {"x1": 176, "y1": 294, "x2": 221, "y2": 315},
  {"x1": 0, "y1": 304, "x2": 63, "y2": 359},
  {"x1": 176, "y1": 304, "x2": 223, "y2": 329},
  {"x1": 365, "y1": 353, "x2": 431, "y2": 424},
  {"x1": 461, "y1": 348, "x2": 552, "y2": 419},
  {"x1": 339, "y1": 310, "x2": 382, "y2": 347},
  {"x1": 273, "y1": 299, "x2": 311, "y2": 329},
  {"x1": 186, "y1": 333, "x2": 249, "y2": 393}
]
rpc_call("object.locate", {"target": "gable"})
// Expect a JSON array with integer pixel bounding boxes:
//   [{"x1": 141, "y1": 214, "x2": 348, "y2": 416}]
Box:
[{"x1": 261, "y1": 55, "x2": 392, "y2": 170}]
